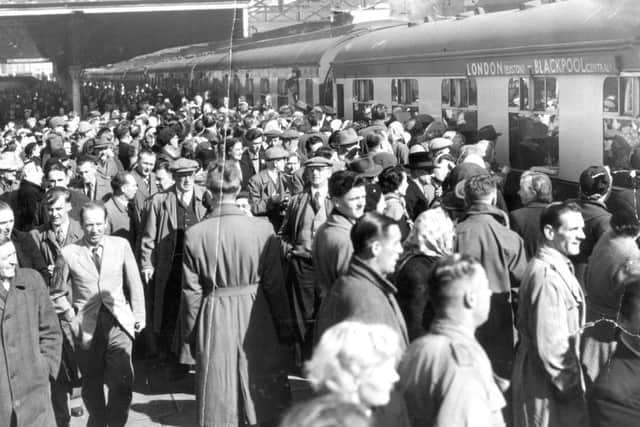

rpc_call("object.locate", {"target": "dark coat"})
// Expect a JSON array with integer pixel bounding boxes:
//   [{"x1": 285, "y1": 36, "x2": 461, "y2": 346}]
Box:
[
  {"x1": 456, "y1": 202, "x2": 527, "y2": 379},
  {"x1": 572, "y1": 199, "x2": 611, "y2": 283},
  {"x1": 278, "y1": 190, "x2": 333, "y2": 256},
  {"x1": 30, "y1": 219, "x2": 84, "y2": 268},
  {"x1": 140, "y1": 185, "x2": 207, "y2": 332},
  {"x1": 239, "y1": 149, "x2": 264, "y2": 191},
  {"x1": 405, "y1": 179, "x2": 429, "y2": 221},
  {"x1": 12, "y1": 180, "x2": 45, "y2": 232},
  {"x1": 180, "y1": 204, "x2": 294, "y2": 426},
  {"x1": 0, "y1": 268, "x2": 62, "y2": 427},
  {"x1": 311, "y1": 211, "x2": 354, "y2": 298},
  {"x1": 589, "y1": 339, "x2": 640, "y2": 427},
  {"x1": 509, "y1": 201, "x2": 548, "y2": 260},
  {"x1": 13, "y1": 228, "x2": 49, "y2": 283},
  {"x1": 393, "y1": 252, "x2": 438, "y2": 341},
  {"x1": 316, "y1": 256, "x2": 409, "y2": 350}
]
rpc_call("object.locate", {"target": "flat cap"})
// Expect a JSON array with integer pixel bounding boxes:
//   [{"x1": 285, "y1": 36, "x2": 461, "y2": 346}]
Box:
[
  {"x1": 282, "y1": 129, "x2": 301, "y2": 139},
  {"x1": 304, "y1": 156, "x2": 332, "y2": 168},
  {"x1": 264, "y1": 129, "x2": 283, "y2": 138},
  {"x1": 264, "y1": 146, "x2": 290, "y2": 161},
  {"x1": 169, "y1": 158, "x2": 199, "y2": 174},
  {"x1": 49, "y1": 116, "x2": 66, "y2": 129}
]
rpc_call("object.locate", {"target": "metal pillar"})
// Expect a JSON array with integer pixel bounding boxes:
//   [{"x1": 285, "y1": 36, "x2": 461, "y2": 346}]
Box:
[{"x1": 69, "y1": 65, "x2": 82, "y2": 115}]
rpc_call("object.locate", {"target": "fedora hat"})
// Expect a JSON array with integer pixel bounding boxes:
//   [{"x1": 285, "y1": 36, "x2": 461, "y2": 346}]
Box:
[
  {"x1": 347, "y1": 156, "x2": 383, "y2": 178},
  {"x1": 477, "y1": 124, "x2": 502, "y2": 141},
  {"x1": 336, "y1": 128, "x2": 362, "y2": 147},
  {"x1": 407, "y1": 151, "x2": 434, "y2": 169}
]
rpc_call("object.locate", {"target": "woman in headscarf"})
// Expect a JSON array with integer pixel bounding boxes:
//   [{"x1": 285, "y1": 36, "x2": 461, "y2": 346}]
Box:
[{"x1": 392, "y1": 208, "x2": 455, "y2": 340}]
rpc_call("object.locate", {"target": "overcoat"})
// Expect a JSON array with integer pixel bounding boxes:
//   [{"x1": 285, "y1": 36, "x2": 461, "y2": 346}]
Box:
[
  {"x1": 140, "y1": 185, "x2": 207, "y2": 332},
  {"x1": 509, "y1": 201, "x2": 548, "y2": 260},
  {"x1": 0, "y1": 268, "x2": 62, "y2": 427},
  {"x1": 315, "y1": 256, "x2": 409, "y2": 350},
  {"x1": 179, "y1": 203, "x2": 294, "y2": 427},
  {"x1": 512, "y1": 246, "x2": 588, "y2": 427},
  {"x1": 456, "y1": 202, "x2": 527, "y2": 379},
  {"x1": 311, "y1": 211, "x2": 354, "y2": 298}
]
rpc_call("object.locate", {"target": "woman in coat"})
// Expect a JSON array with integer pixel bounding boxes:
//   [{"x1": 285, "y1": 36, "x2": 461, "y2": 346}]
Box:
[{"x1": 393, "y1": 208, "x2": 455, "y2": 340}]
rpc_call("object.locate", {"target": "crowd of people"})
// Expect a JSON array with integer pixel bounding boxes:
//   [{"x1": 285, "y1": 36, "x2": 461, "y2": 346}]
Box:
[{"x1": 0, "y1": 81, "x2": 639, "y2": 427}]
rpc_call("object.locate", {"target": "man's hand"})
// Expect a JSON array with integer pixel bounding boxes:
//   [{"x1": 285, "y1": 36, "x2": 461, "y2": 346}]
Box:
[{"x1": 47, "y1": 264, "x2": 55, "y2": 276}]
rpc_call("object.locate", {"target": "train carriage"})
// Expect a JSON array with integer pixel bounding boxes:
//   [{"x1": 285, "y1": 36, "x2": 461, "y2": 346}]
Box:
[{"x1": 330, "y1": 0, "x2": 640, "y2": 189}]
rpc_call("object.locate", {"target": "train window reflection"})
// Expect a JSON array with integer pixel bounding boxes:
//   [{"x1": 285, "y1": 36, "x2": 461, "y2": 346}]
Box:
[
  {"x1": 441, "y1": 78, "x2": 477, "y2": 133},
  {"x1": 277, "y1": 78, "x2": 289, "y2": 108},
  {"x1": 603, "y1": 76, "x2": 640, "y2": 187},
  {"x1": 391, "y1": 79, "x2": 419, "y2": 106},
  {"x1": 353, "y1": 79, "x2": 374, "y2": 121},
  {"x1": 508, "y1": 77, "x2": 559, "y2": 173},
  {"x1": 305, "y1": 79, "x2": 313, "y2": 105},
  {"x1": 260, "y1": 78, "x2": 270, "y2": 106}
]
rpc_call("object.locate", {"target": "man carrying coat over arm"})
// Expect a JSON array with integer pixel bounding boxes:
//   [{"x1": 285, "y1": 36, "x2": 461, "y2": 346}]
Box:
[{"x1": 178, "y1": 161, "x2": 295, "y2": 427}]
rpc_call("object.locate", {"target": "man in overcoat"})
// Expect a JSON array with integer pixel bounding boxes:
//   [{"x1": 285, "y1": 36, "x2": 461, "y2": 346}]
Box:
[
  {"x1": 30, "y1": 187, "x2": 84, "y2": 427},
  {"x1": 315, "y1": 212, "x2": 408, "y2": 350},
  {"x1": 311, "y1": 170, "x2": 366, "y2": 299},
  {"x1": 179, "y1": 162, "x2": 294, "y2": 427},
  {"x1": 512, "y1": 201, "x2": 588, "y2": 427},
  {"x1": 455, "y1": 174, "x2": 527, "y2": 381},
  {"x1": 0, "y1": 235, "x2": 62, "y2": 427},
  {"x1": 279, "y1": 156, "x2": 333, "y2": 351},
  {"x1": 140, "y1": 158, "x2": 207, "y2": 364}
]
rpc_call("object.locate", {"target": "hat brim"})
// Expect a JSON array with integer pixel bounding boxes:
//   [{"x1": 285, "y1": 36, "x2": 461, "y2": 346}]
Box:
[
  {"x1": 407, "y1": 162, "x2": 435, "y2": 169},
  {"x1": 338, "y1": 137, "x2": 363, "y2": 146}
]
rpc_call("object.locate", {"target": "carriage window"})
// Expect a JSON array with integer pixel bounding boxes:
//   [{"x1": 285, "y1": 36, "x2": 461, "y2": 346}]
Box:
[
  {"x1": 305, "y1": 79, "x2": 314, "y2": 105},
  {"x1": 244, "y1": 77, "x2": 254, "y2": 106},
  {"x1": 277, "y1": 78, "x2": 289, "y2": 108},
  {"x1": 392, "y1": 79, "x2": 419, "y2": 113},
  {"x1": 603, "y1": 76, "x2": 640, "y2": 187},
  {"x1": 508, "y1": 77, "x2": 559, "y2": 174},
  {"x1": 441, "y1": 78, "x2": 477, "y2": 133},
  {"x1": 259, "y1": 78, "x2": 270, "y2": 106},
  {"x1": 353, "y1": 79, "x2": 374, "y2": 121}
]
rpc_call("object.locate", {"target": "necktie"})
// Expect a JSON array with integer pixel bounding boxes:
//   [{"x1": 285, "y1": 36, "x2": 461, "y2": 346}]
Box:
[
  {"x1": 312, "y1": 191, "x2": 321, "y2": 214},
  {"x1": 86, "y1": 183, "x2": 94, "y2": 200},
  {"x1": 144, "y1": 177, "x2": 150, "y2": 192},
  {"x1": 55, "y1": 228, "x2": 65, "y2": 246},
  {"x1": 92, "y1": 247, "x2": 101, "y2": 271}
]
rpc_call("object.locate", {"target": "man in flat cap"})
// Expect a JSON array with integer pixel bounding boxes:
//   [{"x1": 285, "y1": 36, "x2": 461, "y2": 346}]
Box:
[
  {"x1": 279, "y1": 156, "x2": 333, "y2": 355},
  {"x1": 140, "y1": 158, "x2": 207, "y2": 372},
  {"x1": 240, "y1": 128, "x2": 265, "y2": 190},
  {"x1": 248, "y1": 145, "x2": 292, "y2": 231}
]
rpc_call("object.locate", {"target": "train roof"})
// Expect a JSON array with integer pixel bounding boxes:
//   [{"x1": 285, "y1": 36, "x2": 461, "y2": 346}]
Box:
[{"x1": 332, "y1": 0, "x2": 640, "y2": 77}]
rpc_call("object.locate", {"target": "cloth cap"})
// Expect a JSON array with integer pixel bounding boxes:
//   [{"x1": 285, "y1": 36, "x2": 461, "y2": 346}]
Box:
[
  {"x1": 169, "y1": 158, "x2": 199, "y2": 174},
  {"x1": 264, "y1": 146, "x2": 290, "y2": 161},
  {"x1": 282, "y1": 129, "x2": 301, "y2": 140},
  {"x1": 77, "y1": 121, "x2": 92, "y2": 134},
  {"x1": 49, "y1": 116, "x2": 66, "y2": 128},
  {"x1": 0, "y1": 152, "x2": 22, "y2": 171},
  {"x1": 304, "y1": 156, "x2": 332, "y2": 168}
]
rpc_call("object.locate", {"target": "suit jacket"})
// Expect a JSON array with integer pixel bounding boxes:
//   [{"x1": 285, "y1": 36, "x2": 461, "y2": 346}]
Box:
[
  {"x1": 131, "y1": 167, "x2": 158, "y2": 209},
  {"x1": 278, "y1": 189, "x2": 333, "y2": 256},
  {"x1": 30, "y1": 219, "x2": 84, "y2": 275},
  {"x1": 239, "y1": 149, "x2": 264, "y2": 191},
  {"x1": 104, "y1": 197, "x2": 134, "y2": 247},
  {"x1": 140, "y1": 185, "x2": 207, "y2": 331},
  {"x1": 248, "y1": 169, "x2": 290, "y2": 231},
  {"x1": 51, "y1": 235, "x2": 146, "y2": 344},
  {"x1": 0, "y1": 268, "x2": 62, "y2": 427},
  {"x1": 71, "y1": 174, "x2": 112, "y2": 202}
]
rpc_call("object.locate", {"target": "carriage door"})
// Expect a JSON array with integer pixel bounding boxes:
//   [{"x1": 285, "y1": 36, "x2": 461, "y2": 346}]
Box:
[{"x1": 337, "y1": 84, "x2": 344, "y2": 118}]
